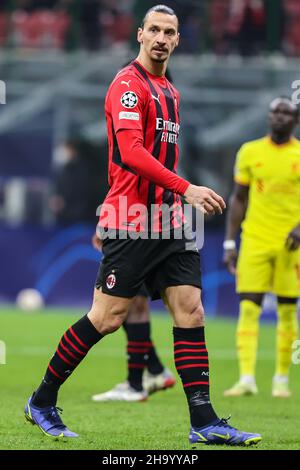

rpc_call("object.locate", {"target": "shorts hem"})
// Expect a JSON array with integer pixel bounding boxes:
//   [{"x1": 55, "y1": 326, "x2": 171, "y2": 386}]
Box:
[
  {"x1": 237, "y1": 288, "x2": 268, "y2": 294},
  {"x1": 95, "y1": 284, "x2": 137, "y2": 299},
  {"x1": 161, "y1": 281, "x2": 201, "y2": 290},
  {"x1": 272, "y1": 291, "x2": 300, "y2": 298}
]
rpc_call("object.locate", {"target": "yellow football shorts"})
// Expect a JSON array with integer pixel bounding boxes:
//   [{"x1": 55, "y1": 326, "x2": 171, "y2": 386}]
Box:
[{"x1": 236, "y1": 237, "x2": 300, "y2": 297}]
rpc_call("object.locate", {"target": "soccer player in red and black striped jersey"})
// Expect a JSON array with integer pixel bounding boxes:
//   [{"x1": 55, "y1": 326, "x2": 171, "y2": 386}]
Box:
[
  {"x1": 25, "y1": 5, "x2": 261, "y2": 445},
  {"x1": 91, "y1": 66, "x2": 177, "y2": 403}
]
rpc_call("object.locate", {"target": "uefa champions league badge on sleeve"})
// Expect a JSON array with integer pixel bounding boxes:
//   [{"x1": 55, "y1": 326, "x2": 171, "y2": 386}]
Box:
[{"x1": 120, "y1": 91, "x2": 138, "y2": 109}]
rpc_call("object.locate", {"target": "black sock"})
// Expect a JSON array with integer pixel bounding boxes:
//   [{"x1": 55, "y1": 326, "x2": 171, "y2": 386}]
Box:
[
  {"x1": 124, "y1": 321, "x2": 164, "y2": 376},
  {"x1": 173, "y1": 326, "x2": 218, "y2": 428},
  {"x1": 147, "y1": 344, "x2": 164, "y2": 375},
  {"x1": 123, "y1": 322, "x2": 151, "y2": 391},
  {"x1": 32, "y1": 314, "x2": 103, "y2": 407}
]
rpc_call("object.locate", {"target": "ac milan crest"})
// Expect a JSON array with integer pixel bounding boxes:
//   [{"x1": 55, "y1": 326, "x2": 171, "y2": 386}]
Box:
[{"x1": 106, "y1": 273, "x2": 116, "y2": 289}]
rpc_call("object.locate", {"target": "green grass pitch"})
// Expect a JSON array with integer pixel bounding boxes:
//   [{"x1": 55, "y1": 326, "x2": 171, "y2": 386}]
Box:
[{"x1": 0, "y1": 308, "x2": 299, "y2": 450}]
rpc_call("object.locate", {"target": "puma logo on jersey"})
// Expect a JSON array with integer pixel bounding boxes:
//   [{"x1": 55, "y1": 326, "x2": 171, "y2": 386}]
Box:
[
  {"x1": 121, "y1": 80, "x2": 131, "y2": 87},
  {"x1": 152, "y1": 94, "x2": 160, "y2": 104}
]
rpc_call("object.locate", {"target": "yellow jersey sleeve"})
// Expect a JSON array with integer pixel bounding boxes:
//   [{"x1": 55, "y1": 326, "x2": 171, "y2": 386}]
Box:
[{"x1": 234, "y1": 144, "x2": 251, "y2": 186}]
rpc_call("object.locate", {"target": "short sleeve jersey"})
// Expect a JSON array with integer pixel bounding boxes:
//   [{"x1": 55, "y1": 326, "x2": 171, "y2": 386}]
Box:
[{"x1": 234, "y1": 136, "x2": 300, "y2": 245}]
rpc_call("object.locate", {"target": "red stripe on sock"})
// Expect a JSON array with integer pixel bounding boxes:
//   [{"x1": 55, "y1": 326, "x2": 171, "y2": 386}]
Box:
[
  {"x1": 175, "y1": 356, "x2": 208, "y2": 362},
  {"x1": 128, "y1": 341, "x2": 153, "y2": 346},
  {"x1": 60, "y1": 339, "x2": 80, "y2": 361},
  {"x1": 174, "y1": 348, "x2": 207, "y2": 354},
  {"x1": 127, "y1": 347, "x2": 149, "y2": 353},
  {"x1": 174, "y1": 341, "x2": 206, "y2": 346},
  {"x1": 128, "y1": 363, "x2": 145, "y2": 369},
  {"x1": 48, "y1": 364, "x2": 65, "y2": 381},
  {"x1": 56, "y1": 347, "x2": 76, "y2": 366},
  {"x1": 176, "y1": 364, "x2": 209, "y2": 370},
  {"x1": 63, "y1": 333, "x2": 86, "y2": 356},
  {"x1": 69, "y1": 327, "x2": 89, "y2": 350},
  {"x1": 183, "y1": 381, "x2": 209, "y2": 388}
]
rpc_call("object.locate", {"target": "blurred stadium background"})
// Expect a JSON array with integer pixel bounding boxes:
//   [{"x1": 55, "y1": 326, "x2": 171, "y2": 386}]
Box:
[
  {"x1": 0, "y1": 0, "x2": 300, "y2": 451},
  {"x1": 1, "y1": 0, "x2": 300, "y2": 316}
]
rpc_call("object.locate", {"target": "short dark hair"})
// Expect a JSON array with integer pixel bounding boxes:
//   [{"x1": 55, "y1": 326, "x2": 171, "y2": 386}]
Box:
[
  {"x1": 141, "y1": 4, "x2": 178, "y2": 29},
  {"x1": 270, "y1": 96, "x2": 299, "y2": 118}
]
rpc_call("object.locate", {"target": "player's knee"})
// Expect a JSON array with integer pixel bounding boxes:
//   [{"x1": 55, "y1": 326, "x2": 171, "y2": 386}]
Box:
[
  {"x1": 98, "y1": 311, "x2": 127, "y2": 335},
  {"x1": 277, "y1": 306, "x2": 298, "y2": 329},
  {"x1": 191, "y1": 303, "x2": 205, "y2": 325},
  {"x1": 127, "y1": 296, "x2": 149, "y2": 322},
  {"x1": 180, "y1": 301, "x2": 204, "y2": 327},
  {"x1": 88, "y1": 304, "x2": 128, "y2": 335},
  {"x1": 103, "y1": 314, "x2": 125, "y2": 334}
]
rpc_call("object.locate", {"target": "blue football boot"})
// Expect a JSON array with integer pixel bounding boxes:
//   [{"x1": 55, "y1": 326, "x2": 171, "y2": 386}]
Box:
[
  {"x1": 189, "y1": 416, "x2": 262, "y2": 446},
  {"x1": 25, "y1": 394, "x2": 79, "y2": 439}
]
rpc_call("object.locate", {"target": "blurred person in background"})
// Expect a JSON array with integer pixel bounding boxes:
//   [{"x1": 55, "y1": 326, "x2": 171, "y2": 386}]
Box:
[
  {"x1": 78, "y1": 0, "x2": 102, "y2": 50},
  {"x1": 225, "y1": 0, "x2": 267, "y2": 56},
  {"x1": 50, "y1": 139, "x2": 97, "y2": 225},
  {"x1": 223, "y1": 97, "x2": 300, "y2": 398}
]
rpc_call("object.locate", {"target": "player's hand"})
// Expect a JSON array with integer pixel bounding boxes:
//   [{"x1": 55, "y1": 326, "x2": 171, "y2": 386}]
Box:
[
  {"x1": 223, "y1": 248, "x2": 238, "y2": 275},
  {"x1": 183, "y1": 184, "x2": 226, "y2": 215},
  {"x1": 92, "y1": 233, "x2": 103, "y2": 252},
  {"x1": 285, "y1": 225, "x2": 300, "y2": 251}
]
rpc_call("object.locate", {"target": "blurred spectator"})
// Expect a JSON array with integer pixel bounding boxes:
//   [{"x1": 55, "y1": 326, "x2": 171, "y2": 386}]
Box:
[
  {"x1": 79, "y1": 0, "x2": 102, "y2": 51},
  {"x1": 173, "y1": 1, "x2": 204, "y2": 54},
  {"x1": 50, "y1": 140, "x2": 97, "y2": 225},
  {"x1": 225, "y1": 0, "x2": 267, "y2": 56},
  {"x1": 283, "y1": 0, "x2": 300, "y2": 56},
  {"x1": 99, "y1": 0, "x2": 133, "y2": 49}
]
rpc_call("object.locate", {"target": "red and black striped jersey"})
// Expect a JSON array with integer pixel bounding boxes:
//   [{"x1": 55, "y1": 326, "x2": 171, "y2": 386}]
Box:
[{"x1": 99, "y1": 60, "x2": 189, "y2": 232}]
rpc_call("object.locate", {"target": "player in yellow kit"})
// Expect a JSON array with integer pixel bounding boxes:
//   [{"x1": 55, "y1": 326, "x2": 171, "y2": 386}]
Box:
[{"x1": 223, "y1": 97, "x2": 300, "y2": 398}]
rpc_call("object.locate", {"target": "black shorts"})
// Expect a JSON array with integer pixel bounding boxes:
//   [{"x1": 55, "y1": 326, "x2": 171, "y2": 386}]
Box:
[
  {"x1": 95, "y1": 231, "x2": 201, "y2": 300},
  {"x1": 136, "y1": 284, "x2": 149, "y2": 298}
]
